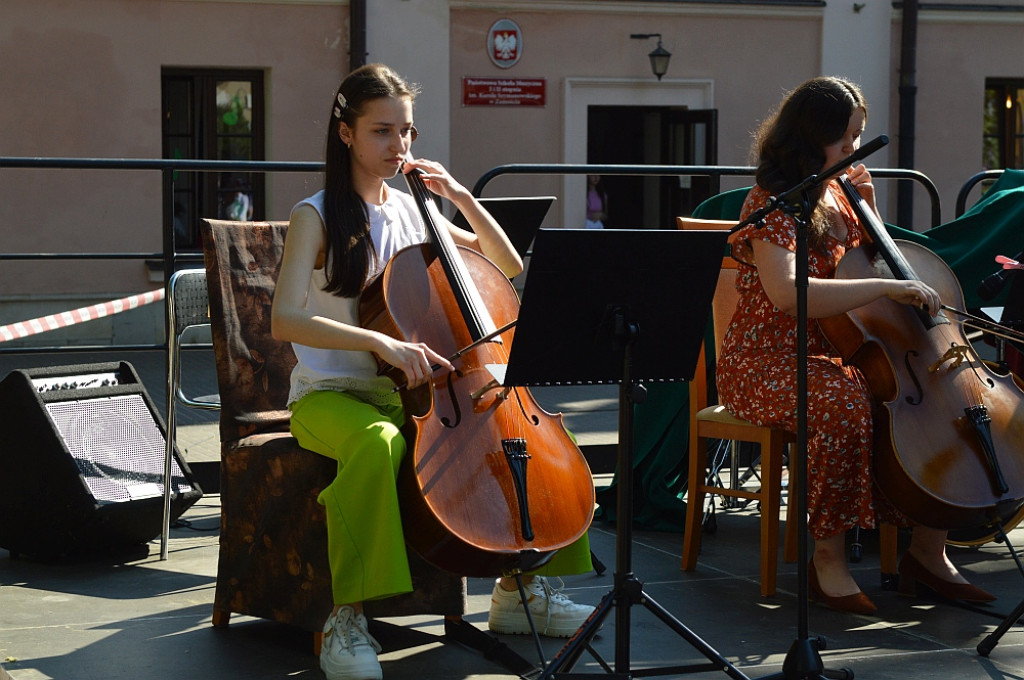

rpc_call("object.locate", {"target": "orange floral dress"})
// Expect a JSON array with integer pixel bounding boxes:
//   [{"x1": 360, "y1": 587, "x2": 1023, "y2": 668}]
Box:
[{"x1": 716, "y1": 182, "x2": 905, "y2": 540}]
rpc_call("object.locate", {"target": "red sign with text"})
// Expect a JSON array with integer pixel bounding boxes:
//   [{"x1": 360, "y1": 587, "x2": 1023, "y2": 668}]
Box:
[{"x1": 462, "y1": 77, "x2": 546, "y2": 107}]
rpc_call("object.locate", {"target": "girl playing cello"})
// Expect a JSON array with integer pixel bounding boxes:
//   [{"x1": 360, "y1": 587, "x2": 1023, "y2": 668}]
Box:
[
  {"x1": 271, "y1": 64, "x2": 594, "y2": 680},
  {"x1": 716, "y1": 76, "x2": 995, "y2": 614}
]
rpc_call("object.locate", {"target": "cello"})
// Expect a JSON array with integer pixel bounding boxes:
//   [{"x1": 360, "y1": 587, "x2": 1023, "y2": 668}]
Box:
[
  {"x1": 819, "y1": 175, "x2": 1024, "y2": 530},
  {"x1": 358, "y1": 164, "x2": 595, "y2": 577}
]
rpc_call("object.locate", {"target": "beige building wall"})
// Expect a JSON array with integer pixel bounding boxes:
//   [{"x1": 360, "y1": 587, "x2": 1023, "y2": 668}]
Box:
[
  {"x1": 1, "y1": 0, "x2": 348, "y2": 344},
  {"x1": 366, "y1": 0, "x2": 452, "y2": 169},
  {"x1": 910, "y1": 10, "x2": 1024, "y2": 227},
  {"x1": 3, "y1": 0, "x2": 1024, "y2": 345},
  {"x1": 442, "y1": 1, "x2": 1024, "y2": 228},
  {"x1": 448, "y1": 4, "x2": 823, "y2": 228}
]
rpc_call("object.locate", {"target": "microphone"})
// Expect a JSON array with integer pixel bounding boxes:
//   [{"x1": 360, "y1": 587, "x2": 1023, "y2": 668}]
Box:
[
  {"x1": 977, "y1": 250, "x2": 1024, "y2": 301},
  {"x1": 847, "y1": 134, "x2": 889, "y2": 167},
  {"x1": 817, "y1": 135, "x2": 889, "y2": 181}
]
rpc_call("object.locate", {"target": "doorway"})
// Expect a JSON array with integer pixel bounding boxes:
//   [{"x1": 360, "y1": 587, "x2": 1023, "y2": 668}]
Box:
[{"x1": 587, "y1": 106, "x2": 717, "y2": 229}]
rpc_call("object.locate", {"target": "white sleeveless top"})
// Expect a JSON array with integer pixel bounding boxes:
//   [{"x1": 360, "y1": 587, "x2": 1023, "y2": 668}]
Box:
[{"x1": 287, "y1": 188, "x2": 427, "y2": 406}]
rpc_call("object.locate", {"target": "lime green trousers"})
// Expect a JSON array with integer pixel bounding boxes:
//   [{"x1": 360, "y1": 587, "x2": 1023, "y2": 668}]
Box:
[{"x1": 290, "y1": 389, "x2": 593, "y2": 605}]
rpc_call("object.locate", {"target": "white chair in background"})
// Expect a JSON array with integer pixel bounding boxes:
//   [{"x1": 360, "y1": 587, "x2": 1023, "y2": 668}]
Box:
[{"x1": 161, "y1": 268, "x2": 220, "y2": 559}]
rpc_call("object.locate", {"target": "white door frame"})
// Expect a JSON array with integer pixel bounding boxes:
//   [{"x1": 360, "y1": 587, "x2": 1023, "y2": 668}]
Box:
[{"x1": 562, "y1": 77, "x2": 714, "y2": 228}]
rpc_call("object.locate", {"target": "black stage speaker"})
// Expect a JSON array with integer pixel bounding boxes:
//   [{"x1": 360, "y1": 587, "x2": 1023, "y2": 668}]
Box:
[{"x1": 0, "y1": 361, "x2": 203, "y2": 558}]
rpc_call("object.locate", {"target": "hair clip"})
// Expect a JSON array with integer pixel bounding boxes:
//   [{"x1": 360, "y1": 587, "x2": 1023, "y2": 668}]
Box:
[{"x1": 333, "y1": 91, "x2": 348, "y2": 119}]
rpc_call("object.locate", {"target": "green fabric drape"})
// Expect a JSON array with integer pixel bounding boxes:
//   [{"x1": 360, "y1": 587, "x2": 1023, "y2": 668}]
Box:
[
  {"x1": 594, "y1": 382, "x2": 692, "y2": 531},
  {"x1": 594, "y1": 170, "x2": 1024, "y2": 531},
  {"x1": 691, "y1": 186, "x2": 750, "y2": 221}
]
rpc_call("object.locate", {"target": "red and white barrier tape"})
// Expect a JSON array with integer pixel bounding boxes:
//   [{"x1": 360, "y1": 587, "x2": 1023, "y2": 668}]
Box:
[{"x1": 0, "y1": 288, "x2": 165, "y2": 343}]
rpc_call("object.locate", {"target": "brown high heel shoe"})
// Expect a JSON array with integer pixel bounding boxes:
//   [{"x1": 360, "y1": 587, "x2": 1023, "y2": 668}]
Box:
[
  {"x1": 897, "y1": 552, "x2": 996, "y2": 603},
  {"x1": 808, "y1": 559, "x2": 878, "y2": 615}
]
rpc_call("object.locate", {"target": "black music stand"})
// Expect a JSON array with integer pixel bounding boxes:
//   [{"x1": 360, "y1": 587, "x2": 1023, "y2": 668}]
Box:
[
  {"x1": 503, "y1": 228, "x2": 750, "y2": 680},
  {"x1": 452, "y1": 196, "x2": 556, "y2": 260}
]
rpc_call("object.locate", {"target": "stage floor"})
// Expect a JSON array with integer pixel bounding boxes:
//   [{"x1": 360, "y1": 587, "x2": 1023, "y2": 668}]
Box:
[{"x1": 2, "y1": 349, "x2": 1023, "y2": 679}]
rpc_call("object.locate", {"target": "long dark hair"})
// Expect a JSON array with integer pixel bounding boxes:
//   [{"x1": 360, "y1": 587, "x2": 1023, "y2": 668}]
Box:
[
  {"x1": 751, "y1": 76, "x2": 867, "y2": 246},
  {"x1": 322, "y1": 63, "x2": 419, "y2": 298}
]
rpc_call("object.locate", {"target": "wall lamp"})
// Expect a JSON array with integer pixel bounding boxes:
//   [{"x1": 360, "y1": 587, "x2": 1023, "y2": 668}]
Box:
[{"x1": 630, "y1": 33, "x2": 671, "y2": 80}]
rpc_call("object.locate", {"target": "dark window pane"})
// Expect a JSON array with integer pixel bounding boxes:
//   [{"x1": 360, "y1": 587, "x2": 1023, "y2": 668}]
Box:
[
  {"x1": 983, "y1": 136, "x2": 1000, "y2": 170},
  {"x1": 167, "y1": 137, "x2": 193, "y2": 164},
  {"x1": 217, "y1": 136, "x2": 252, "y2": 161},
  {"x1": 216, "y1": 81, "x2": 253, "y2": 134},
  {"x1": 983, "y1": 88, "x2": 999, "y2": 135},
  {"x1": 164, "y1": 79, "x2": 192, "y2": 136},
  {"x1": 163, "y1": 69, "x2": 264, "y2": 249},
  {"x1": 218, "y1": 173, "x2": 254, "y2": 221}
]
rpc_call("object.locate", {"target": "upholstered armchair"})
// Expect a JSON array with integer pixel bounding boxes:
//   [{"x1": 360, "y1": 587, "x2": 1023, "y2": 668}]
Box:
[{"x1": 201, "y1": 219, "x2": 480, "y2": 654}]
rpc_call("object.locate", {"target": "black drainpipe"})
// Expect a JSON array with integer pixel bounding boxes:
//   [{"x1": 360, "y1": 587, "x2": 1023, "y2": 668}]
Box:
[
  {"x1": 897, "y1": 0, "x2": 919, "y2": 227},
  {"x1": 350, "y1": 0, "x2": 367, "y2": 72}
]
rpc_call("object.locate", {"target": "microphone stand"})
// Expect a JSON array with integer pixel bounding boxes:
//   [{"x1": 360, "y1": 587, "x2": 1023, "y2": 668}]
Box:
[{"x1": 731, "y1": 136, "x2": 889, "y2": 680}]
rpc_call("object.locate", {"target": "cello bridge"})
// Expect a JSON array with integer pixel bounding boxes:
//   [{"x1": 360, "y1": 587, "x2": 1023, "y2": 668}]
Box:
[
  {"x1": 929, "y1": 344, "x2": 971, "y2": 373},
  {"x1": 470, "y1": 379, "x2": 500, "y2": 400},
  {"x1": 471, "y1": 379, "x2": 511, "y2": 401}
]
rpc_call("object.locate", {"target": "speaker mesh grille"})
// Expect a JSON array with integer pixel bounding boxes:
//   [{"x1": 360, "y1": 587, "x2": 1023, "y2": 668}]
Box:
[{"x1": 45, "y1": 394, "x2": 195, "y2": 503}]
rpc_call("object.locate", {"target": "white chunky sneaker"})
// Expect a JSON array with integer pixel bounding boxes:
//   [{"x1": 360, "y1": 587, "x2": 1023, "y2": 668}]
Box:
[
  {"x1": 488, "y1": 576, "x2": 595, "y2": 638},
  {"x1": 319, "y1": 606, "x2": 383, "y2": 680}
]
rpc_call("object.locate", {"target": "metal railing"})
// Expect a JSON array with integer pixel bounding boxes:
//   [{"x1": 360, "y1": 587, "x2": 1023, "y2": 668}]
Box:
[
  {"x1": 956, "y1": 170, "x2": 1005, "y2": 218},
  {"x1": 471, "y1": 163, "x2": 943, "y2": 229},
  {"x1": 1, "y1": 158, "x2": 944, "y2": 356},
  {"x1": 0, "y1": 157, "x2": 323, "y2": 355}
]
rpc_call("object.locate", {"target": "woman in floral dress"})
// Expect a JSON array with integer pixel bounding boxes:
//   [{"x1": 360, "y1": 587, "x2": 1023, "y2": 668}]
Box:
[{"x1": 716, "y1": 76, "x2": 994, "y2": 613}]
